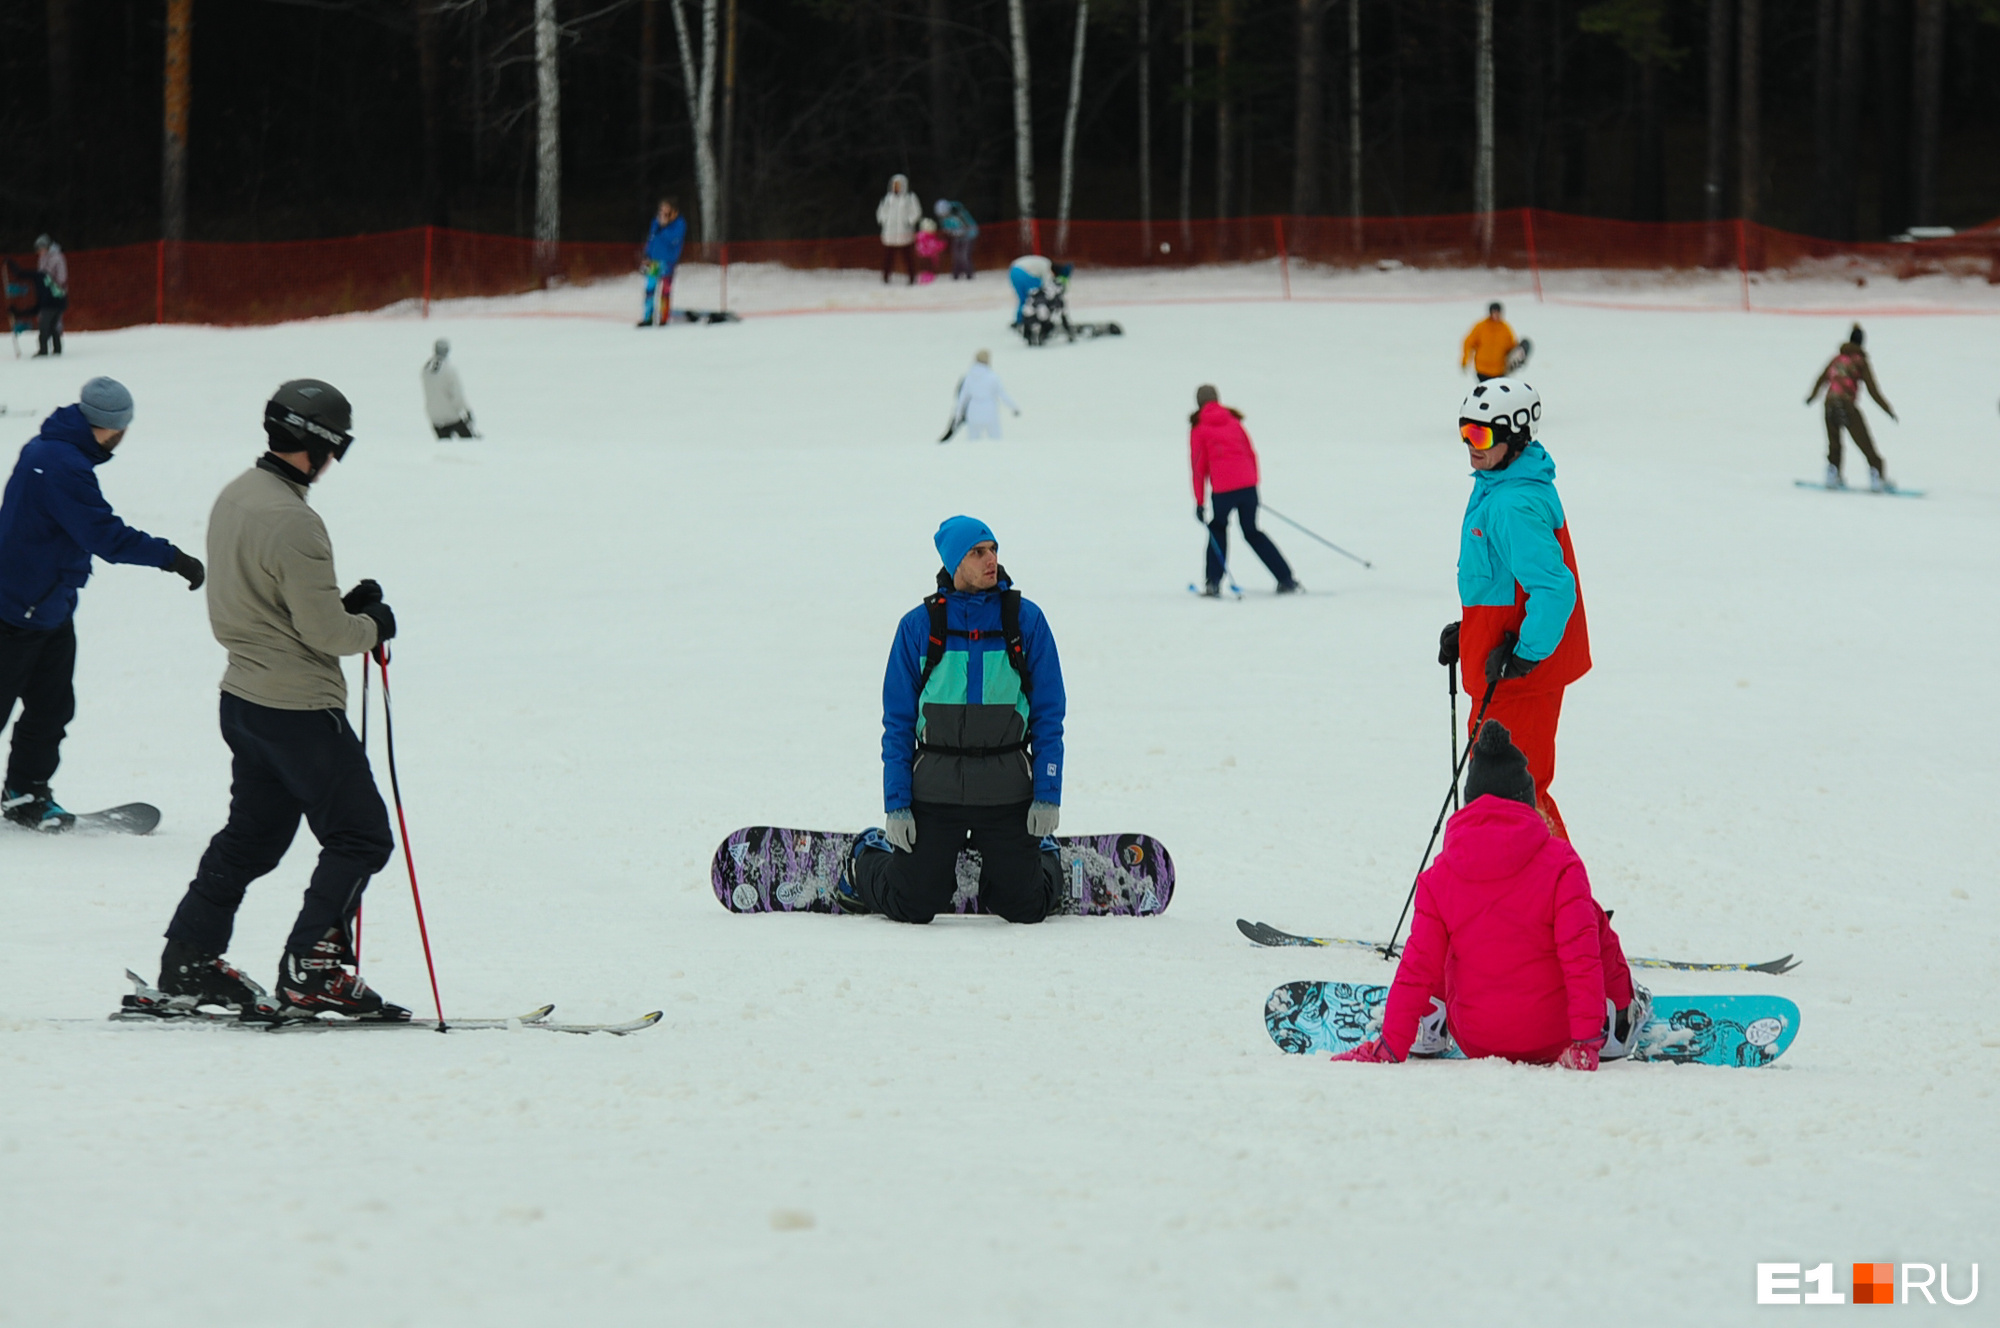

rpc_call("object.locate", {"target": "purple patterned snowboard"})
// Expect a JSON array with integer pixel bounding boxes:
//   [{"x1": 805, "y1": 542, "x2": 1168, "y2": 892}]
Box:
[{"x1": 711, "y1": 827, "x2": 1174, "y2": 916}]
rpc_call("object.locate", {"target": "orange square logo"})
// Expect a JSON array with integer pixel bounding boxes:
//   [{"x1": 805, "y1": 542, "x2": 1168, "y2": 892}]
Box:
[{"x1": 1853, "y1": 1263, "x2": 1895, "y2": 1304}]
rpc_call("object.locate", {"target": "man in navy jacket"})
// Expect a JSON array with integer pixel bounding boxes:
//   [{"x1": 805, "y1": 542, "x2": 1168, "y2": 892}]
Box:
[
  {"x1": 838, "y1": 515, "x2": 1067, "y2": 923},
  {"x1": 0, "y1": 378, "x2": 203, "y2": 829}
]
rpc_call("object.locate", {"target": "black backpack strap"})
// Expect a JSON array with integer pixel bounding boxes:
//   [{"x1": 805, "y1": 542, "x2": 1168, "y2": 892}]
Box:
[
  {"x1": 916, "y1": 570, "x2": 1032, "y2": 700},
  {"x1": 919, "y1": 591, "x2": 949, "y2": 689},
  {"x1": 999, "y1": 587, "x2": 1032, "y2": 698}
]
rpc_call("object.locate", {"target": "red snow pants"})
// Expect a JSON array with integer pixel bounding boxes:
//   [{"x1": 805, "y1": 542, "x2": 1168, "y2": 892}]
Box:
[{"x1": 1471, "y1": 684, "x2": 1570, "y2": 841}]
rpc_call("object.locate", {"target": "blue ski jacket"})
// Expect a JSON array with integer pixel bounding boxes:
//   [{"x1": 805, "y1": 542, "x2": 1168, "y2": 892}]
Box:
[
  {"x1": 0, "y1": 406, "x2": 177, "y2": 630},
  {"x1": 645, "y1": 215, "x2": 687, "y2": 270},
  {"x1": 1456, "y1": 441, "x2": 1591, "y2": 696},
  {"x1": 881, "y1": 575, "x2": 1065, "y2": 811}
]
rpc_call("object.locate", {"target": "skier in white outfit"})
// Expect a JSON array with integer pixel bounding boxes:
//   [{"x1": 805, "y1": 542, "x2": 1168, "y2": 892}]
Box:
[
  {"x1": 946, "y1": 350, "x2": 1019, "y2": 442},
  {"x1": 420, "y1": 339, "x2": 477, "y2": 439}
]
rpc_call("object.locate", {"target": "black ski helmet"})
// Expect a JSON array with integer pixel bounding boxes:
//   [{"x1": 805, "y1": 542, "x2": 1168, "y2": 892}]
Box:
[{"x1": 264, "y1": 379, "x2": 353, "y2": 465}]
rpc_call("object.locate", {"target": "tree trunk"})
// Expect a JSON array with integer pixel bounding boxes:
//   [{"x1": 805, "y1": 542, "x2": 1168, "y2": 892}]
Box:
[
  {"x1": 1215, "y1": 0, "x2": 1233, "y2": 220},
  {"x1": 1810, "y1": 0, "x2": 1837, "y2": 235},
  {"x1": 1347, "y1": 0, "x2": 1361, "y2": 229},
  {"x1": 1139, "y1": 0, "x2": 1152, "y2": 248},
  {"x1": 1391, "y1": 0, "x2": 1405, "y2": 213},
  {"x1": 534, "y1": 0, "x2": 561, "y2": 258},
  {"x1": 929, "y1": 0, "x2": 951, "y2": 185},
  {"x1": 1474, "y1": 0, "x2": 1494, "y2": 251},
  {"x1": 1909, "y1": 0, "x2": 1943, "y2": 226},
  {"x1": 1634, "y1": 54, "x2": 1661, "y2": 221},
  {"x1": 1874, "y1": 0, "x2": 1909, "y2": 236},
  {"x1": 1009, "y1": 0, "x2": 1035, "y2": 246},
  {"x1": 1704, "y1": 0, "x2": 1730, "y2": 222},
  {"x1": 1833, "y1": 0, "x2": 1862, "y2": 238},
  {"x1": 161, "y1": 0, "x2": 192, "y2": 243},
  {"x1": 1058, "y1": 0, "x2": 1089, "y2": 252},
  {"x1": 1737, "y1": 0, "x2": 1759, "y2": 223},
  {"x1": 721, "y1": 0, "x2": 739, "y2": 243},
  {"x1": 640, "y1": 0, "x2": 657, "y2": 206},
  {"x1": 1291, "y1": 0, "x2": 1324, "y2": 216},
  {"x1": 669, "y1": 0, "x2": 722, "y2": 246},
  {"x1": 1179, "y1": 0, "x2": 1192, "y2": 244},
  {"x1": 417, "y1": 0, "x2": 447, "y2": 225},
  {"x1": 47, "y1": 0, "x2": 73, "y2": 233}
]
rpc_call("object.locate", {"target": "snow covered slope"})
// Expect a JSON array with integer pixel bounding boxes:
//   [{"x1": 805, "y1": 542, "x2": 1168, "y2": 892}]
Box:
[{"x1": 1, "y1": 272, "x2": 1994, "y2": 1326}]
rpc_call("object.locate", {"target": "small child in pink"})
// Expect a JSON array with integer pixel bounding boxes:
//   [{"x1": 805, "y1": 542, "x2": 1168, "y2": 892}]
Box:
[{"x1": 914, "y1": 219, "x2": 947, "y2": 284}]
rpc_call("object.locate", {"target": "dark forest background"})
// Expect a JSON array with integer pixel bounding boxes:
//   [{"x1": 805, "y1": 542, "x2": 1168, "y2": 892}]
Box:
[{"x1": 2, "y1": 0, "x2": 1997, "y2": 251}]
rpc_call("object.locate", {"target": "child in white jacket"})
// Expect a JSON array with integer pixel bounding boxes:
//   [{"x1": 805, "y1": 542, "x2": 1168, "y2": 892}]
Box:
[
  {"x1": 421, "y1": 339, "x2": 477, "y2": 439},
  {"x1": 949, "y1": 350, "x2": 1019, "y2": 442}
]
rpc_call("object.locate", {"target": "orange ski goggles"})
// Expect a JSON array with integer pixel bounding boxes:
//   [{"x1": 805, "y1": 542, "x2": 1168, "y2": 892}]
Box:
[{"x1": 1459, "y1": 421, "x2": 1498, "y2": 450}]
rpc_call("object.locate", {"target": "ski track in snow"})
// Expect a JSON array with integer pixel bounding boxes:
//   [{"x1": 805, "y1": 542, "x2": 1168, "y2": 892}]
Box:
[{"x1": 1, "y1": 267, "x2": 1996, "y2": 1326}]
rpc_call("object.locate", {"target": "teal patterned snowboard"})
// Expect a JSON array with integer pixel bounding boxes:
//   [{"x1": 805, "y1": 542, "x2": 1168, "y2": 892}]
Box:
[{"x1": 1264, "y1": 980, "x2": 1799, "y2": 1067}]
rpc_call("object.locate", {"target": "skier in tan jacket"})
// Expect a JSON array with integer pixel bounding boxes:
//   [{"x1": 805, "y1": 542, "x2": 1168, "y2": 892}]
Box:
[{"x1": 156, "y1": 379, "x2": 410, "y2": 1022}]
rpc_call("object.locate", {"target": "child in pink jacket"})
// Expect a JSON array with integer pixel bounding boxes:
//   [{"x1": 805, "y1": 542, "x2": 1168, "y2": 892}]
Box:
[{"x1": 1334, "y1": 721, "x2": 1649, "y2": 1070}]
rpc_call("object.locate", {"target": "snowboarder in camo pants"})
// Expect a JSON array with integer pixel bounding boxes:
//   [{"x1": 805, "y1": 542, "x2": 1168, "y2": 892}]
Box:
[
  {"x1": 1807, "y1": 323, "x2": 1898, "y2": 491},
  {"x1": 157, "y1": 380, "x2": 405, "y2": 1019},
  {"x1": 837, "y1": 515, "x2": 1067, "y2": 924},
  {"x1": 1438, "y1": 377, "x2": 1590, "y2": 842}
]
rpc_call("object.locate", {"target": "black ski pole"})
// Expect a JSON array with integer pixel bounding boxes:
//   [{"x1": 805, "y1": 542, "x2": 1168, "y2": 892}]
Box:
[
  {"x1": 1379, "y1": 676, "x2": 1502, "y2": 962},
  {"x1": 1448, "y1": 660, "x2": 1460, "y2": 814},
  {"x1": 1257, "y1": 503, "x2": 1374, "y2": 569}
]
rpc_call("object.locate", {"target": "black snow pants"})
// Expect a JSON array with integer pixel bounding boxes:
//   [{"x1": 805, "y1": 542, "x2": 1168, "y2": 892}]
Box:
[
  {"x1": 167, "y1": 692, "x2": 394, "y2": 959},
  {"x1": 0, "y1": 619, "x2": 76, "y2": 791},
  {"x1": 1206, "y1": 486, "x2": 1295, "y2": 590},
  {"x1": 36, "y1": 306, "x2": 62, "y2": 355},
  {"x1": 1824, "y1": 397, "x2": 1886, "y2": 475},
  {"x1": 852, "y1": 799, "x2": 1058, "y2": 924}
]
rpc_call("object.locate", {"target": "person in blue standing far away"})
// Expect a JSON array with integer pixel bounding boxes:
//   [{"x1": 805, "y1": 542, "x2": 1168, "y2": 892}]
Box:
[
  {"x1": 0, "y1": 377, "x2": 205, "y2": 831},
  {"x1": 639, "y1": 198, "x2": 687, "y2": 327},
  {"x1": 836, "y1": 516, "x2": 1068, "y2": 923}
]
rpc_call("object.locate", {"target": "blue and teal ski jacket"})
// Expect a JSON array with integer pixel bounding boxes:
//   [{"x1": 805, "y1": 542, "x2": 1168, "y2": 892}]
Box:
[
  {"x1": 1456, "y1": 441, "x2": 1591, "y2": 699},
  {"x1": 881, "y1": 575, "x2": 1065, "y2": 811},
  {"x1": 644, "y1": 214, "x2": 687, "y2": 270},
  {"x1": 0, "y1": 406, "x2": 176, "y2": 631}
]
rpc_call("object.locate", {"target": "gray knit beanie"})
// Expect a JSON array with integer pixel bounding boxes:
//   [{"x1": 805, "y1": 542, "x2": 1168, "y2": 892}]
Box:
[{"x1": 77, "y1": 377, "x2": 135, "y2": 431}]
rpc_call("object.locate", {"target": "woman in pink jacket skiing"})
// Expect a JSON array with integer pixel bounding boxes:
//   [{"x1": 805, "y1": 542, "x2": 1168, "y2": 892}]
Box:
[
  {"x1": 1334, "y1": 721, "x2": 1650, "y2": 1070},
  {"x1": 1189, "y1": 386, "x2": 1297, "y2": 595}
]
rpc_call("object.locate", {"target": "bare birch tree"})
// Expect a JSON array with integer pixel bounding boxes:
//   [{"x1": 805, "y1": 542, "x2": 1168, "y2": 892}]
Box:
[
  {"x1": 1179, "y1": 0, "x2": 1192, "y2": 246},
  {"x1": 1058, "y1": 0, "x2": 1090, "y2": 252},
  {"x1": 1348, "y1": 0, "x2": 1361, "y2": 235},
  {"x1": 162, "y1": 0, "x2": 193, "y2": 243},
  {"x1": 1738, "y1": 0, "x2": 1759, "y2": 223},
  {"x1": 535, "y1": 0, "x2": 561, "y2": 260},
  {"x1": 670, "y1": 0, "x2": 722, "y2": 245},
  {"x1": 1292, "y1": 0, "x2": 1324, "y2": 216},
  {"x1": 1474, "y1": 0, "x2": 1494, "y2": 253},
  {"x1": 1704, "y1": 0, "x2": 1730, "y2": 223},
  {"x1": 1010, "y1": 0, "x2": 1036, "y2": 247},
  {"x1": 1139, "y1": 0, "x2": 1152, "y2": 251}
]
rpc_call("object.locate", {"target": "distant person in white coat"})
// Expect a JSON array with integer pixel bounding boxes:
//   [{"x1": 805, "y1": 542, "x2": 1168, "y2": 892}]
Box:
[
  {"x1": 420, "y1": 339, "x2": 477, "y2": 439},
  {"x1": 877, "y1": 175, "x2": 922, "y2": 286},
  {"x1": 945, "y1": 350, "x2": 1019, "y2": 443}
]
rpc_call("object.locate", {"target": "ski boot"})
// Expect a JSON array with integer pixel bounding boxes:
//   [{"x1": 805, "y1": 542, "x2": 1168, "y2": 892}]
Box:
[
  {"x1": 3, "y1": 783, "x2": 74, "y2": 832},
  {"x1": 1409, "y1": 996, "x2": 1454, "y2": 1058},
  {"x1": 1275, "y1": 581, "x2": 1305, "y2": 595},
  {"x1": 1038, "y1": 834, "x2": 1067, "y2": 914},
  {"x1": 1869, "y1": 468, "x2": 1892, "y2": 493},
  {"x1": 159, "y1": 939, "x2": 267, "y2": 1011},
  {"x1": 1823, "y1": 463, "x2": 1845, "y2": 490},
  {"x1": 1602, "y1": 984, "x2": 1653, "y2": 1061},
  {"x1": 277, "y1": 930, "x2": 410, "y2": 1020},
  {"x1": 1199, "y1": 581, "x2": 1222, "y2": 599},
  {"x1": 834, "y1": 828, "x2": 892, "y2": 914}
]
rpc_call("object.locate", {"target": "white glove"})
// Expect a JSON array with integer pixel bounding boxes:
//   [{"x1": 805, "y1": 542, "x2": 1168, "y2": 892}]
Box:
[
  {"x1": 885, "y1": 808, "x2": 916, "y2": 851},
  {"x1": 1026, "y1": 801, "x2": 1059, "y2": 837}
]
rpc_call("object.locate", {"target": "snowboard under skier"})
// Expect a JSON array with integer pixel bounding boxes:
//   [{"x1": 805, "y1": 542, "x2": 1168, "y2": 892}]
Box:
[
  {"x1": 1330, "y1": 720, "x2": 1649, "y2": 1070},
  {"x1": 1438, "y1": 377, "x2": 1589, "y2": 841},
  {"x1": 1806, "y1": 323, "x2": 1898, "y2": 491},
  {"x1": 420, "y1": 338, "x2": 477, "y2": 438},
  {"x1": 156, "y1": 379, "x2": 406, "y2": 1020},
  {"x1": 0, "y1": 378, "x2": 205, "y2": 831},
  {"x1": 943, "y1": 350, "x2": 1018, "y2": 442},
  {"x1": 1190, "y1": 386, "x2": 1298, "y2": 596},
  {"x1": 1460, "y1": 302, "x2": 1518, "y2": 382},
  {"x1": 835, "y1": 516, "x2": 1067, "y2": 924},
  {"x1": 639, "y1": 199, "x2": 686, "y2": 327}
]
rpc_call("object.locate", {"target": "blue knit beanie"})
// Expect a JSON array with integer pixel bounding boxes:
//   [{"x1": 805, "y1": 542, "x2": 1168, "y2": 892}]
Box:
[
  {"x1": 77, "y1": 377, "x2": 135, "y2": 431},
  {"x1": 934, "y1": 515, "x2": 996, "y2": 574}
]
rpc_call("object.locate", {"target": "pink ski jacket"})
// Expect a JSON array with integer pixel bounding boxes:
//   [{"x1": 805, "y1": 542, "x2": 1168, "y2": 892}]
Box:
[
  {"x1": 1189, "y1": 402, "x2": 1261, "y2": 503},
  {"x1": 1380, "y1": 795, "x2": 1617, "y2": 1063}
]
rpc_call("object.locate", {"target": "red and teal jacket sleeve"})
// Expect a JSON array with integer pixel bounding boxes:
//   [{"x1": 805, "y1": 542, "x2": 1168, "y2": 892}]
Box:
[{"x1": 1480, "y1": 491, "x2": 1576, "y2": 664}]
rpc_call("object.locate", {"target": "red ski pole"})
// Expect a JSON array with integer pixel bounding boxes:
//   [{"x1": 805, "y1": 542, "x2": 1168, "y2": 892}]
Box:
[{"x1": 375, "y1": 645, "x2": 449, "y2": 1031}]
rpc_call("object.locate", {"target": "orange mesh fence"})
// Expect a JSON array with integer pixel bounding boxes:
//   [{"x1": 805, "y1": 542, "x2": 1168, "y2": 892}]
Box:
[{"x1": 21, "y1": 210, "x2": 2000, "y2": 332}]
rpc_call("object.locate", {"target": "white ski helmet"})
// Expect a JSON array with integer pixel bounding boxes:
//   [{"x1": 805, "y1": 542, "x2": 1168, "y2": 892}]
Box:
[{"x1": 1459, "y1": 377, "x2": 1541, "y2": 450}]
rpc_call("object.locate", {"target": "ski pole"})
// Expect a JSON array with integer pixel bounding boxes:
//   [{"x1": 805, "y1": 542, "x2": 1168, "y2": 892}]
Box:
[
  {"x1": 375, "y1": 645, "x2": 449, "y2": 1032},
  {"x1": 354, "y1": 662, "x2": 369, "y2": 967},
  {"x1": 1448, "y1": 660, "x2": 1460, "y2": 814},
  {"x1": 1379, "y1": 676, "x2": 1502, "y2": 962},
  {"x1": 1258, "y1": 503, "x2": 1374, "y2": 569},
  {"x1": 1199, "y1": 520, "x2": 1244, "y2": 597}
]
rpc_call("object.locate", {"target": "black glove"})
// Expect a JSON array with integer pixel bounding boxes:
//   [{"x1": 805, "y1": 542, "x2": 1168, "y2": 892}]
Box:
[
  {"x1": 1484, "y1": 634, "x2": 1541, "y2": 685},
  {"x1": 341, "y1": 579, "x2": 383, "y2": 613},
  {"x1": 168, "y1": 548, "x2": 205, "y2": 591},
  {"x1": 1195, "y1": 504, "x2": 1206, "y2": 523},
  {"x1": 1438, "y1": 621, "x2": 1460, "y2": 667},
  {"x1": 360, "y1": 600, "x2": 396, "y2": 644}
]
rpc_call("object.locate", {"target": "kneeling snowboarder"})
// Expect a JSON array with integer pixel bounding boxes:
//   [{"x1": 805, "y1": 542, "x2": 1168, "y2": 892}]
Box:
[
  {"x1": 837, "y1": 516, "x2": 1067, "y2": 923},
  {"x1": 1331, "y1": 721, "x2": 1649, "y2": 1070}
]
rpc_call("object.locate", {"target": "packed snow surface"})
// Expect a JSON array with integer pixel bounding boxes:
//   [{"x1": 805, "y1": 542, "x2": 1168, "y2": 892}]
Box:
[{"x1": 2, "y1": 265, "x2": 1995, "y2": 1326}]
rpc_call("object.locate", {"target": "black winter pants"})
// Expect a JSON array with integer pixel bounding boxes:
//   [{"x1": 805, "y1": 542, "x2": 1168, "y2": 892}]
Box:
[
  {"x1": 36, "y1": 307, "x2": 62, "y2": 355},
  {"x1": 0, "y1": 619, "x2": 76, "y2": 791},
  {"x1": 167, "y1": 692, "x2": 394, "y2": 958},
  {"x1": 1206, "y1": 486, "x2": 1295, "y2": 590},
  {"x1": 853, "y1": 799, "x2": 1056, "y2": 924}
]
